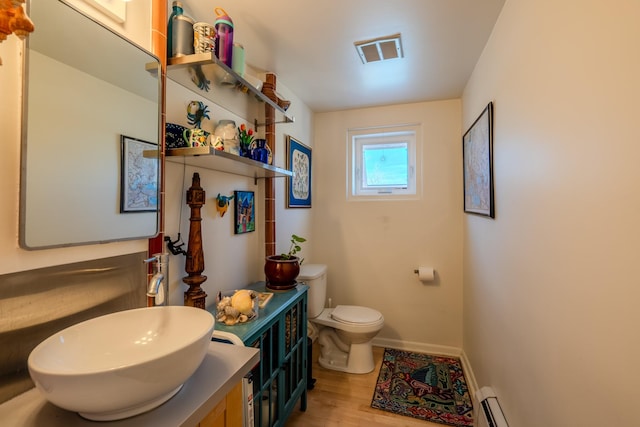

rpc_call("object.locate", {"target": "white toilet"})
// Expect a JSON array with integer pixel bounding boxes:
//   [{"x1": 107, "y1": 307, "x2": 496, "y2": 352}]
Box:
[{"x1": 298, "y1": 264, "x2": 384, "y2": 374}]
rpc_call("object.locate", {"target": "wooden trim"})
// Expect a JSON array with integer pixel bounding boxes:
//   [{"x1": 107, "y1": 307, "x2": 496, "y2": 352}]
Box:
[
  {"x1": 148, "y1": 0, "x2": 167, "y2": 261},
  {"x1": 264, "y1": 73, "x2": 277, "y2": 257}
]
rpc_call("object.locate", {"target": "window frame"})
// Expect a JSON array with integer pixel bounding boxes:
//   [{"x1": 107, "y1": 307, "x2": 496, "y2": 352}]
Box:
[{"x1": 347, "y1": 124, "x2": 422, "y2": 201}]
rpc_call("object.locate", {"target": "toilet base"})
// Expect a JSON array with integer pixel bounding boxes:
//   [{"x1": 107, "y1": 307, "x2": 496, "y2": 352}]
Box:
[{"x1": 318, "y1": 340, "x2": 375, "y2": 374}]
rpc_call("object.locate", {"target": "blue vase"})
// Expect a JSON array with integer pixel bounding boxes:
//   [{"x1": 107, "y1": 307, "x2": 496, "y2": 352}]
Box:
[
  {"x1": 251, "y1": 139, "x2": 264, "y2": 162},
  {"x1": 258, "y1": 143, "x2": 269, "y2": 163},
  {"x1": 239, "y1": 141, "x2": 251, "y2": 158}
]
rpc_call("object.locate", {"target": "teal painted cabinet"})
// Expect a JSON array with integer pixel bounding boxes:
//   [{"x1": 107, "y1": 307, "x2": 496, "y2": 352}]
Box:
[{"x1": 210, "y1": 283, "x2": 308, "y2": 427}]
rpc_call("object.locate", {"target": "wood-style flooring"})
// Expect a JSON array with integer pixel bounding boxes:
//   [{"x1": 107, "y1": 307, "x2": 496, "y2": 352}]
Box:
[{"x1": 285, "y1": 345, "x2": 445, "y2": 427}]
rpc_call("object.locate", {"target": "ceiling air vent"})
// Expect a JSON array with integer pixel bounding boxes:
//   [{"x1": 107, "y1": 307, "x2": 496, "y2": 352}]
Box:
[{"x1": 355, "y1": 33, "x2": 404, "y2": 64}]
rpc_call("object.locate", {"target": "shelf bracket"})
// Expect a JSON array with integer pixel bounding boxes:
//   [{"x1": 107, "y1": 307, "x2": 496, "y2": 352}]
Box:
[
  {"x1": 254, "y1": 117, "x2": 294, "y2": 131},
  {"x1": 254, "y1": 175, "x2": 288, "y2": 185}
]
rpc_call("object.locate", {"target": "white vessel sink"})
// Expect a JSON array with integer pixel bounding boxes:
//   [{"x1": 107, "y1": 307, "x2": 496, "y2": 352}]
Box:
[{"x1": 28, "y1": 306, "x2": 215, "y2": 421}]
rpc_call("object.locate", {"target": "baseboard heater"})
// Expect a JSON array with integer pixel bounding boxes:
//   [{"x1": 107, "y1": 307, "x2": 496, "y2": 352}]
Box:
[{"x1": 475, "y1": 387, "x2": 509, "y2": 427}]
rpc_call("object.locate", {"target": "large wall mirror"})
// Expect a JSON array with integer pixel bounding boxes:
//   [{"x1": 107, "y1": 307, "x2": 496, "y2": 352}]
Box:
[{"x1": 20, "y1": 0, "x2": 162, "y2": 249}]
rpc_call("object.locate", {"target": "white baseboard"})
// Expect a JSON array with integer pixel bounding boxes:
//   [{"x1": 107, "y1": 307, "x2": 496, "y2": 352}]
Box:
[
  {"x1": 460, "y1": 350, "x2": 479, "y2": 398},
  {"x1": 372, "y1": 337, "x2": 462, "y2": 357},
  {"x1": 371, "y1": 337, "x2": 479, "y2": 398}
]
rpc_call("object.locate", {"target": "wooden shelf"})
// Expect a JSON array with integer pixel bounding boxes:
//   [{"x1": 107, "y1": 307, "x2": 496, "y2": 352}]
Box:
[
  {"x1": 166, "y1": 147, "x2": 293, "y2": 181},
  {"x1": 166, "y1": 52, "x2": 294, "y2": 128}
]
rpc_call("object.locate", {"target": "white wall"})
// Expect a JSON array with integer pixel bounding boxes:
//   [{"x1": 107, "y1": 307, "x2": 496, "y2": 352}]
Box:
[
  {"x1": 313, "y1": 100, "x2": 463, "y2": 351},
  {"x1": 462, "y1": 1, "x2": 640, "y2": 426},
  {"x1": 0, "y1": 1, "x2": 151, "y2": 275}
]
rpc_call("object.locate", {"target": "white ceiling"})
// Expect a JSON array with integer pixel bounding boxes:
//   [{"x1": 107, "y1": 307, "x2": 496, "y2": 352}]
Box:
[{"x1": 182, "y1": 0, "x2": 505, "y2": 113}]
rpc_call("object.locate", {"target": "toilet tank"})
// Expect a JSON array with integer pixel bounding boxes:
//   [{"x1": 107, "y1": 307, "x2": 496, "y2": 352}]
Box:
[{"x1": 298, "y1": 264, "x2": 327, "y2": 319}]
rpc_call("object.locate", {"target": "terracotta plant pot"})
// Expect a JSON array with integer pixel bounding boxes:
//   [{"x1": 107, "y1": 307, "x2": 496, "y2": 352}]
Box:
[{"x1": 264, "y1": 256, "x2": 300, "y2": 290}]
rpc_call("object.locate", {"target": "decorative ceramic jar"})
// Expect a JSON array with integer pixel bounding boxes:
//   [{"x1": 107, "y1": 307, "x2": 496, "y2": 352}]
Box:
[
  {"x1": 214, "y1": 120, "x2": 239, "y2": 155},
  {"x1": 250, "y1": 139, "x2": 270, "y2": 164}
]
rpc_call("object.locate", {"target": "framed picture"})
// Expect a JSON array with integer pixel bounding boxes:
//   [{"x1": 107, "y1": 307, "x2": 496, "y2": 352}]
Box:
[
  {"x1": 463, "y1": 102, "x2": 495, "y2": 218},
  {"x1": 286, "y1": 135, "x2": 312, "y2": 208},
  {"x1": 234, "y1": 190, "x2": 255, "y2": 234},
  {"x1": 120, "y1": 135, "x2": 159, "y2": 213}
]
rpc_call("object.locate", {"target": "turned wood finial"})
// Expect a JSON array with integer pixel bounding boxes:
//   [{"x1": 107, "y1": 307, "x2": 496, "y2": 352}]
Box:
[{"x1": 183, "y1": 172, "x2": 208, "y2": 309}]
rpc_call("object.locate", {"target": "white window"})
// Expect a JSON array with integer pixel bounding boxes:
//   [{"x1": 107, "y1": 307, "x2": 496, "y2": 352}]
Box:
[{"x1": 347, "y1": 124, "x2": 421, "y2": 200}]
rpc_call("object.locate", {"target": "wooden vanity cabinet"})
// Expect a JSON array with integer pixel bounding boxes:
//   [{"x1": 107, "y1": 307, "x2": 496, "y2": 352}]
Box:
[{"x1": 199, "y1": 381, "x2": 243, "y2": 427}]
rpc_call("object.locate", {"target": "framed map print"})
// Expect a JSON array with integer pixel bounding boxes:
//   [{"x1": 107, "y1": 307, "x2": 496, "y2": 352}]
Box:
[
  {"x1": 120, "y1": 135, "x2": 158, "y2": 213},
  {"x1": 463, "y1": 102, "x2": 494, "y2": 218},
  {"x1": 286, "y1": 135, "x2": 312, "y2": 208}
]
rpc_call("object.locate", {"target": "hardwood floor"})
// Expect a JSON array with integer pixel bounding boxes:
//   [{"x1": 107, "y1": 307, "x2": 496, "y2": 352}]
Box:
[{"x1": 285, "y1": 345, "x2": 446, "y2": 427}]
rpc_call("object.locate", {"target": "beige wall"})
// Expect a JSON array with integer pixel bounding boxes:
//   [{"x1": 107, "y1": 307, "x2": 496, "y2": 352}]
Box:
[
  {"x1": 462, "y1": 0, "x2": 640, "y2": 426},
  {"x1": 313, "y1": 100, "x2": 463, "y2": 351},
  {"x1": 0, "y1": 1, "x2": 152, "y2": 276}
]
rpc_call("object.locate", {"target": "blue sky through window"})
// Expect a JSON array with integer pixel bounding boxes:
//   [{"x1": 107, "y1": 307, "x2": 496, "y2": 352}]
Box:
[{"x1": 362, "y1": 143, "x2": 408, "y2": 188}]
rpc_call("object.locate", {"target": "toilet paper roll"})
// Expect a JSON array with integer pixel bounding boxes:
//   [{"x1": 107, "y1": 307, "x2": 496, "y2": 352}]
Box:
[{"x1": 417, "y1": 267, "x2": 435, "y2": 282}]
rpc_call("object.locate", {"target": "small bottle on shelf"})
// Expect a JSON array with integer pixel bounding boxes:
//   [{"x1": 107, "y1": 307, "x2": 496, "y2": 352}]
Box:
[
  {"x1": 214, "y1": 7, "x2": 234, "y2": 68},
  {"x1": 168, "y1": 1, "x2": 195, "y2": 58}
]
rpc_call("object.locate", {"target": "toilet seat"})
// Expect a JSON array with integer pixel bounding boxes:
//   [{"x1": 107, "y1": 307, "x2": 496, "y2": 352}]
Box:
[{"x1": 331, "y1": 305, "x2": 383, "y2": 326}]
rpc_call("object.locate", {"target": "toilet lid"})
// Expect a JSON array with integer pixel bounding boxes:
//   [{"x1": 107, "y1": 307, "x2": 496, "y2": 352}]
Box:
[{"x1": 331, "y1": 305, "x2": 382, "y2": 325}]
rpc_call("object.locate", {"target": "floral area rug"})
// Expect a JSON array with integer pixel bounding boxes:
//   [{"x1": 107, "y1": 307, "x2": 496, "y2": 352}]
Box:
[{"x1": 371, "y1": 348, "x2": 474, "y2": 427}]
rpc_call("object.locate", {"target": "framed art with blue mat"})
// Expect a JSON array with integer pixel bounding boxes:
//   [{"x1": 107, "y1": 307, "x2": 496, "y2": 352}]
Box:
[
  {"x1": 371, "y1": 348, "x2": 474, "y2": 427},
  {"x1": 234, "y1": 190, "x2": 255, "y2": 234},
  {"x1": 286, "y1": 135, "x2": 312, "y2": 208}
]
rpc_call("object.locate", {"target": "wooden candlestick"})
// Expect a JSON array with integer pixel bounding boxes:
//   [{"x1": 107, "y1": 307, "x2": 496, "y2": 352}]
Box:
[{"x1": 183, "y1": 172, "x2": 208, "y2": 309}]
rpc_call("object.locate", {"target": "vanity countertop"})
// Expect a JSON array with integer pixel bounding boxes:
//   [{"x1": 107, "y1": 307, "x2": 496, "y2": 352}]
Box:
[{"x1": 0, "y1": 341, "x2": 259, "y2": 427}]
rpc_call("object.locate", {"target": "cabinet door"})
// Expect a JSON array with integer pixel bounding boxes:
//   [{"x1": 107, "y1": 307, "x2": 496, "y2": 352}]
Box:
[
  {"x1": 279, "y1": 295, "x2": 308, "y2": 418},
  {"x1": 199, "y1": 382, "x2": 243, "y2": 427},
  {"x1": 250, "y1": 321, "x2": 280, "y2": 427},
  {"x1": 199, "y1": 397, "x2": 225, "y2": 427},
  {"x1": 242, "y1": 287, "x2": 308, "y2": 427}
]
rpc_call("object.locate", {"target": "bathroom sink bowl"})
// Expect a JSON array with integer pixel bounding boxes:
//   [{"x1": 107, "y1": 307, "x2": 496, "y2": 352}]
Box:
[{"x1": 28, "y1": 306, "x2": 215, "y2": 421}]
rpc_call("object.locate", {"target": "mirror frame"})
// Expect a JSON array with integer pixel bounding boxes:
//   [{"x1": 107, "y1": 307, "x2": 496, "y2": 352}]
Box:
[{"x1": 19, "y1": 0, "x2": 162, "y2": 250}]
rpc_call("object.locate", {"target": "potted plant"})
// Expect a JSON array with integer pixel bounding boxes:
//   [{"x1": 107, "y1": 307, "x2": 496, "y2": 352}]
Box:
[{"x1": 264, "y1": 234, "x2": 306, "y2": 290}]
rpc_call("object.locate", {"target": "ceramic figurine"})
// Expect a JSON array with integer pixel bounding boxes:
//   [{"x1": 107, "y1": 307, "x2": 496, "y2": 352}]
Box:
[
  {"x1": 0, "y1": 0, "x2": 34, "y2": 66},
  {"x1": 215, "y1": 193, "x2": 234, "y2": 217}
]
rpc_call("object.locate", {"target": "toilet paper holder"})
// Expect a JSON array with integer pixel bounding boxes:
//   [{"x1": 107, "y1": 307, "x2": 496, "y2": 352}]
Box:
[
  {"x1": 413, "y1": 267, "x2": 436, "y2": 282},
  {"x1": 413, "y1": 268, "x2": 435, "y2": 274}
]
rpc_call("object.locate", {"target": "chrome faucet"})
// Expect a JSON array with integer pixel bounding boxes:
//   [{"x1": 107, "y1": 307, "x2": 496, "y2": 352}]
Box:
[{"x1": 144, "y1": 253, "x2": 169, "y2": 306}]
